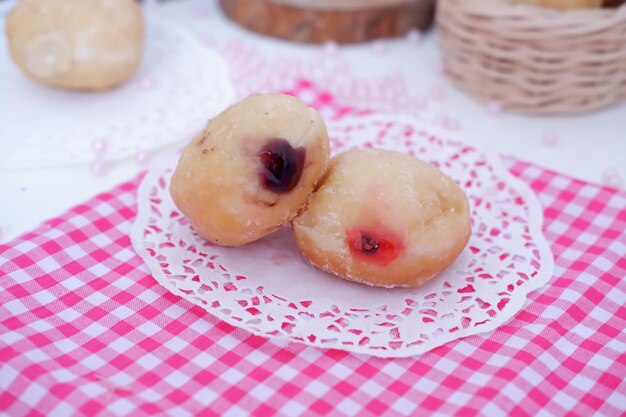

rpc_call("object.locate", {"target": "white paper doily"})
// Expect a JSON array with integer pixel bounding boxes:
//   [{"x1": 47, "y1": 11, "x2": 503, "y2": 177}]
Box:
[
  {"x1": 131, "y1": 114, "x2": 554, "y2": 358},
  {"x1": 0, "y1": 17, "x2": 234, "y2": 169}
]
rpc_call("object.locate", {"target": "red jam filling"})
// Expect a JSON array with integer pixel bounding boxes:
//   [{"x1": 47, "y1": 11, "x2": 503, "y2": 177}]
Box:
[{"x1": 346, "y1": 227, "x2": 404, "y2": 266}]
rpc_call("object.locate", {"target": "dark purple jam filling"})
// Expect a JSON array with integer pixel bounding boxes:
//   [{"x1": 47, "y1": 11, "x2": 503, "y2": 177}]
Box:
[{"x1": 257, "y1": 138, "x2": 305, "y2": 193}]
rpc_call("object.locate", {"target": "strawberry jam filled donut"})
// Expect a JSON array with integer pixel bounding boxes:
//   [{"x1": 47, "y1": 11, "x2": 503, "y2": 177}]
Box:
[
  {"x1": 292, "y1": 149, "x2": 471, "y2": 288},
  {"x1": 170, "y1": 94, "x2": 330, "y2": 246}
]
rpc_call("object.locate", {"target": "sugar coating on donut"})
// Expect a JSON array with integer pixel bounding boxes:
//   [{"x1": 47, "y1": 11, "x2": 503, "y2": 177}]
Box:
[
  {"x1": 170, "y1": 94, "x2": 330, "y2": 246},
  {"x1": 292, "y1": 149, "x2": 471, "y2": 288},
  {"x1": 6, "y1": 0, "x2": 144, "y2": 91}
]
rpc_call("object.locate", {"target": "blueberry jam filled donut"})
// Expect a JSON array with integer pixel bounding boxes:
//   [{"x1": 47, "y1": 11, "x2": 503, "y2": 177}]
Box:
[
  {"x1": 170, "y1": 94, "x2": 330, "y2": 246},
  {"x1": 292, "y1": 149, "x2": 471, "y2": 288}
]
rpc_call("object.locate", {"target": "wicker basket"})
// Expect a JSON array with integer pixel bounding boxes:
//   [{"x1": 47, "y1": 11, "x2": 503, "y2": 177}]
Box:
[{"x1": 437, "y1": 0, "x2": 626, "y2": 114}]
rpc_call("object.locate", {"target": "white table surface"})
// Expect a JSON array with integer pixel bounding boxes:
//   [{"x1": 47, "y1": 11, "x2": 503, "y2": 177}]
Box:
[{"x1": 1, "y1": 0, "x2": 625, "y2": 243}]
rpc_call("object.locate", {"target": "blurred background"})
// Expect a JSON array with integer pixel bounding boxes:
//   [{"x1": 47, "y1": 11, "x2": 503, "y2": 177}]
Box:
[{"x1": 1, "y1": 0, "x2": 625, "y2": 241}]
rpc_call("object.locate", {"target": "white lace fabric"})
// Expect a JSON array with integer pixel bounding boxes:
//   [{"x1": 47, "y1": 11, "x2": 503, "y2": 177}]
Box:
[{"x1": 131, "y1": 114, "x2": 554, "y2": 358}]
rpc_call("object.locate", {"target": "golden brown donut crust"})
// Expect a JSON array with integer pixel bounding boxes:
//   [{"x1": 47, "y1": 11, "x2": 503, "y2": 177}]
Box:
[
  {"x1": 6, "y1": 0, "x2": 144, "y2": 91},
  {"x1": 292, "y1": 149, "x2": 472, "y2": 288},
  {"x1": 170, "y1": 94, "x2": 330, "y2": 246}
]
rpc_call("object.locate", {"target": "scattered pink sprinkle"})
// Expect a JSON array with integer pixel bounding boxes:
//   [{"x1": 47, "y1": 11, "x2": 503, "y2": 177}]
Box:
[
  {"x1": 542, "y1": 130, "x2": 560, "y2": 147},
  {"x1": 372, "y1": 40, "x2": 387, "y2": 55},
  {"x1": 406, "y1": 29, "x2": 422, "y2": 45},
  {"x1": 487, "y1": 101, "x2": 502, "y2": 115},
  {"x1": 91, "y1": 138, "x2": 107, "y2": 155},
  {"x1": 323, "y1": 41, "x2": 338, "y2": 56},
  {"x1": 91, "y1": 161, "x2": 107, "y2": 177},
  {"x1": 601, "y1": 167, "x2": 624, "y2": 189},
  {"x1": 135, "y1": 151, "x2": 150, "y2": 166}
]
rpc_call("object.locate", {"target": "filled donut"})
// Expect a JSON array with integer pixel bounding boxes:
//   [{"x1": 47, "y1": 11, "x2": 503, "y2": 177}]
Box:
[
  {"x1": 292, "y1": 149, "x2": 471, "y2": 288},
  {"x1": 170, "y1": 93, "x2": 330, "y2": 246},
  {"x1": 6, "y1": 0, "x2": 144, "y2": 91}
]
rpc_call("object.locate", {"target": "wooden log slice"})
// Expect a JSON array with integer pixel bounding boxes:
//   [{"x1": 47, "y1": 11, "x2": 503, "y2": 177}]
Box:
[{"x1": 219, "y1": 0, "x2": 435, "y2": 44}]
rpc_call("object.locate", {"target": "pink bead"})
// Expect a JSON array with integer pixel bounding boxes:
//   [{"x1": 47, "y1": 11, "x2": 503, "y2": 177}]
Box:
[
  {"x1": 434, "y1": 114, "x2": 461, "y2": 130},
  {"x1": 413, "y1": 95, "x2": 428, "y2": 109},
  {"x1": 198, "y1": 34, "x2": 213, "y2": 46},
  {"x1": 192, "y1": 7, "x2": 209, "y2": 19},
  {"x1": 601, "y1": 168, "x2": 624, "y2": 189},
  {"x1": 91, "y1": 161, "x2": 107, "y2": 176},
  {"x1": 91, "y1": 138, "x2": 107, "y2": 155},
  {"x1": 140, "y1": 76, "x2": 154, "y2": 91},
  {"x1": 406, "y1": 29, "x2": 422, "y2": 45},
  {"x1": 430, "y1": 85, "x2": 445, "y2": 101},
  {"x1": 433, "y1": 114, "x2": 446, "y2": 125},
  {"x1": 487, "y1": 101, "x2": 502, "y2": 114},
  {"x1": 323, "y1": 41, "x2": 338, "y2": 56},
  {"x1": 135, "y1": 151, "x2": 150, "y2": 166},
  {"x1": 542, "y1": 130, "x2": 560, "y2": 147},
  {"x1": 372, "y1": 40, "x2": 387, "y2": 55},
  {"x1": 446, "y1": 118, "x2": 461, "y2": 130},
  {"x1": 435, "y1": 61, "x2": 446, "y2": 76}
]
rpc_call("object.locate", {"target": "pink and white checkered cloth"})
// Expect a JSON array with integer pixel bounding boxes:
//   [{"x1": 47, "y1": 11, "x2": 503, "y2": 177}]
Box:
[{"x1": 1, "y1": 81, "x2": 625, "y2": 417}]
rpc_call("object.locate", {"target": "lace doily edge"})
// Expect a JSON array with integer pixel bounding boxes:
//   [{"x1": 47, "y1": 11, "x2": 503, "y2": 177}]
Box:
[{"x1": 131, "y1": 113, "x2": 555, "y2": 358}]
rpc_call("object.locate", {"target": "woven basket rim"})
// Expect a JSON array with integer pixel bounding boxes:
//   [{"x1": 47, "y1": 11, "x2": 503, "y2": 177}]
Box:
[
  {"x1": 436, "y1": 0, "x2": 626, "y2": 115},
  {"x1": 454, "y1": 0, "x2": 626, "y2": 22}
]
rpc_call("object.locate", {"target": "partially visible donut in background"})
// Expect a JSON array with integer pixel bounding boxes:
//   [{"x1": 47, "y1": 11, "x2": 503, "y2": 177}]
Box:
[
  {"x1": 292, "y1": 149, "x2": 472, "y2": 288},
  {"x1": 5, "y1": 0, "x2": 144, "y2": 91},
  {"x1": 170, "y1": 94, "x2": 330, "y2": 247},
  {"x1": 511, "y1": 0, "x2": 624, "y2": 9},
  {"x1": 603, "y1": 0, "x2": 626, "y2": 7}
]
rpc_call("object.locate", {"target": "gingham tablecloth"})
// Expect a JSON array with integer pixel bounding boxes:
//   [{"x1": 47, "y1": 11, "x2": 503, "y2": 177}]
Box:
[{"x1": 1, "y1": 81, "x2": 625, "y2": 417}]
